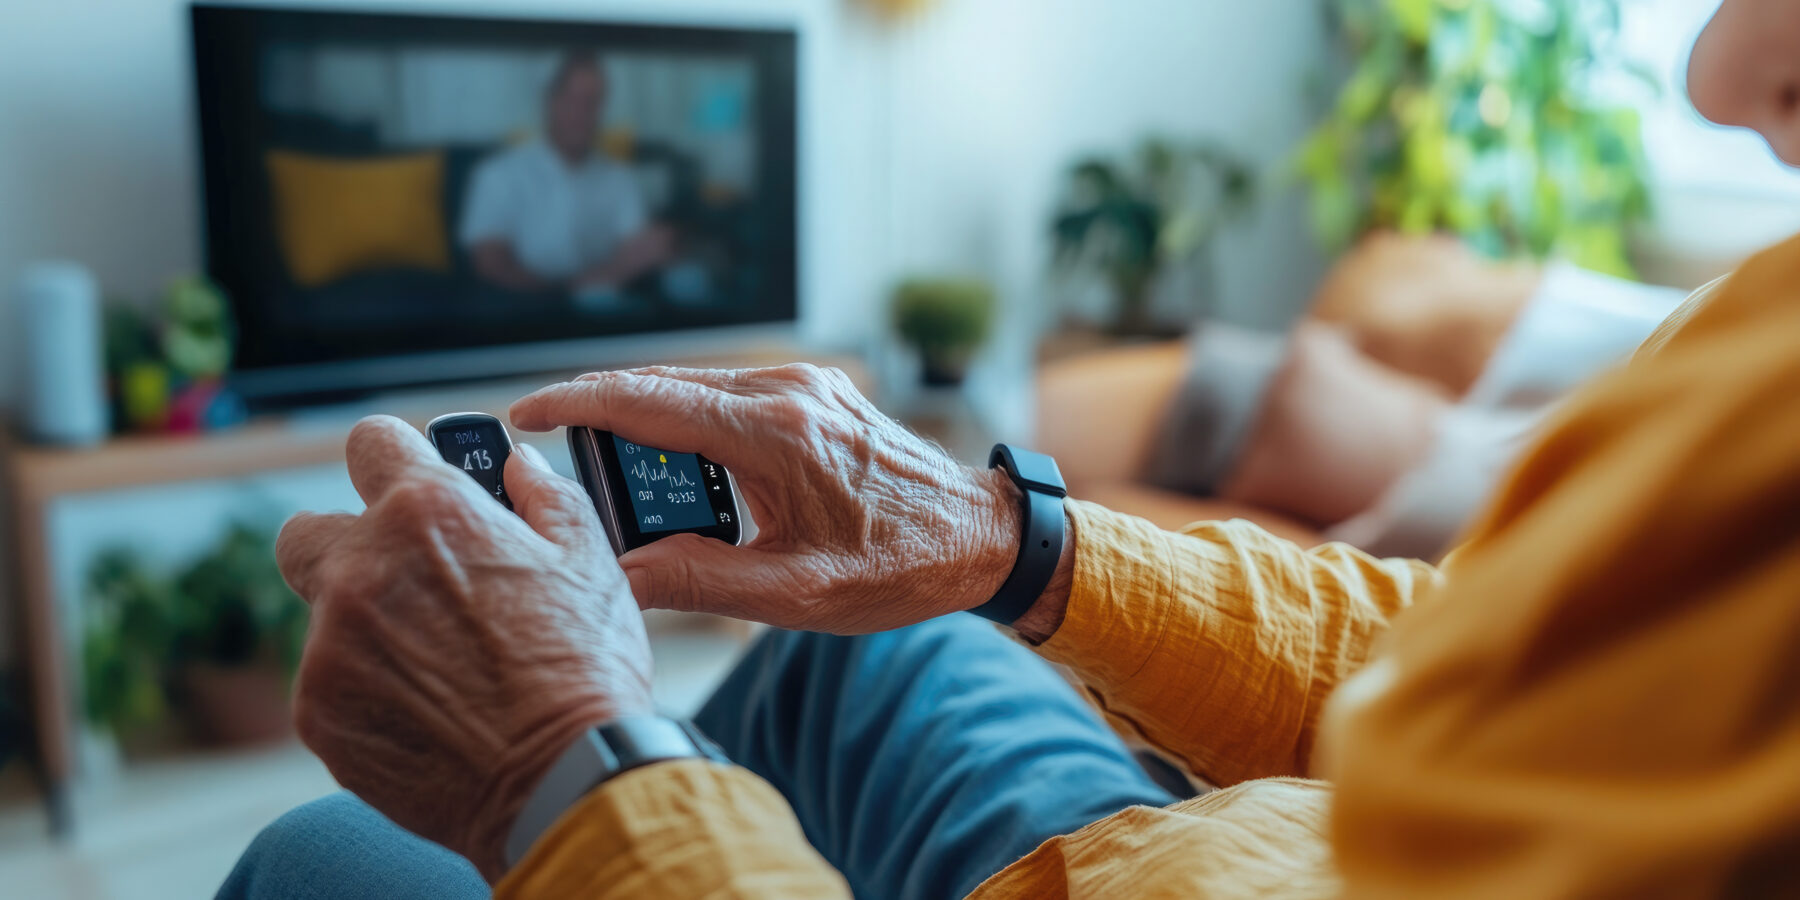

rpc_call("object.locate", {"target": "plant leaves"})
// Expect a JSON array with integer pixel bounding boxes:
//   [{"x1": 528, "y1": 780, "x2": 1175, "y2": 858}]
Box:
[{"x1": 1293, "y1": 0, "x2": 1650, "y2": 278}]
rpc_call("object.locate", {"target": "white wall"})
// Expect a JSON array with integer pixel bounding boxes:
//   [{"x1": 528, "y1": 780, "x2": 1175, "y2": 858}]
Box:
[
  {"x1": 0, "y1": 0, "x2": 197, "y2": 413},
  {"x1": 882, "y1": 0, "x2": 1328, "y2": 332}
]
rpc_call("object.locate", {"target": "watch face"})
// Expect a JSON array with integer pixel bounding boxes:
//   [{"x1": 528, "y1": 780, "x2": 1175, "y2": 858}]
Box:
[
  {"x1": 612, "y1": 435, "x2": 720, "y2": 534},
  {"x1": 427, "y1": 413, "x2": 513, "y2": 509},
  {"x1": 567, "y1": 426, "x2": 740, "y2": 554}
]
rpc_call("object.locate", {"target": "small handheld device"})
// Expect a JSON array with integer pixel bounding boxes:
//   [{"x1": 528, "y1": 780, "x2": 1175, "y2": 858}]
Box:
[
  {"x1": 426, "y1": 412, "x2": 515, "y2": 510},
  {"x1": 566, "y1": 426, "x2": 741, "y2": 556}
]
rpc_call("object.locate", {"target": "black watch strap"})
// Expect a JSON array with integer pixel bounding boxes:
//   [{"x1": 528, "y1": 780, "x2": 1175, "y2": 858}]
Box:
[
  {"x1": 504, "y1": 716, "x2": 727, "y2": 869},
  {"x1": 969, "y1": 444, "x2": 1067, "y2": 626}
]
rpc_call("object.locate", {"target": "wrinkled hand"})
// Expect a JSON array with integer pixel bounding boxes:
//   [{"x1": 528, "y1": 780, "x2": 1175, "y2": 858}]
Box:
[
  {"x1": 510, "y1": 364, "x2": 1024, "y2": 634},
  {"x1": 276, "y1": 415, "x2": 652, "y2": 882}
]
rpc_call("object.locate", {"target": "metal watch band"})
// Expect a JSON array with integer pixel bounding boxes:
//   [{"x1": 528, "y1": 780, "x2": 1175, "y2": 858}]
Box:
[
  {"x1": 503, "y1": 716, "x2": 727, "y2": 870},
  {"x1": 969, "y1": 444, "x2": 1068, "y2": 626}
]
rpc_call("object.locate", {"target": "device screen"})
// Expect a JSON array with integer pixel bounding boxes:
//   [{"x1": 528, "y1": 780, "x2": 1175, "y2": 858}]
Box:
[
  {"x1": 437, "y1": 419, "x2": 511, "y2": 506},
  {"x1": 611, "y1": 435, "x2": 721, "y2": 533}
]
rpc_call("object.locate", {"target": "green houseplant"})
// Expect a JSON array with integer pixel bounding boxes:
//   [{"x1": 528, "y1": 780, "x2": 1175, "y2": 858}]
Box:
[
  {"x1": 82, "y1": 522, "x2": 307, "y2": 746},
  {"x1": 1294, "y1": 0, "x2": 1652, "y2": 278},
  {"x1": 891, "y1": 277, "x2": 996, "y2": 386},
  {"x1": 81, "y1": 549, "x2": 177, "y2": 737},
  {"x1": 1051, "y1": 138, "x2": 1254, "y2": 336}
]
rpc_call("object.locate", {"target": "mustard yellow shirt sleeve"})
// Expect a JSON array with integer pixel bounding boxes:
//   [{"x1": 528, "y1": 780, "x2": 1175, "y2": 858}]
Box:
[
  {"x1": 1326, "y1": 239, "x2": 1800, "y2": 898},
  {"x1": 1031, "y1": 500, "x2": 1441, "y2": 787},
  {"x1": 494, "y1": 760, "x2": 850, "y2": 899}
]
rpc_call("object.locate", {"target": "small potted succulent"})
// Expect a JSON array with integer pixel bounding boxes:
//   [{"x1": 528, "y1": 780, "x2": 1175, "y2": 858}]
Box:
[{"x1": 890, "y1": 277, "x2": 996, "y2": 387}]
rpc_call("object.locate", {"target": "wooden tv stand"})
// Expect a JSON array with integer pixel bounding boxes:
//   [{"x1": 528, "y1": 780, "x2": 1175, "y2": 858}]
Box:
[{"x1": 1, "y1": 344, "x2": 867, "y2": 836}]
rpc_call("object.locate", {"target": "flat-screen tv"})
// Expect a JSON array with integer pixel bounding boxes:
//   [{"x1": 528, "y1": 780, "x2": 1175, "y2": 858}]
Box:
[{"x1": 191, "y1": 4, "x2": 799, "y2": 404}]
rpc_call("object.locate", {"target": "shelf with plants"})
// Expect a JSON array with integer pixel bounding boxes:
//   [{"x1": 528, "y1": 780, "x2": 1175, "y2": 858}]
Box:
[{"x1": 81, "y1": 522, "x2": 307, "y2": 753}]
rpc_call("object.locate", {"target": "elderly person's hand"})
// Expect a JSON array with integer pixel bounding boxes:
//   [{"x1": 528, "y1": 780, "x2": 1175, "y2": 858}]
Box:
[
  {"x1": 275, "y1": 415, "x2": 652, "y2": 883},
  {"x1": 510, "y1": 364, "x2": 1037, "y2": 634}
]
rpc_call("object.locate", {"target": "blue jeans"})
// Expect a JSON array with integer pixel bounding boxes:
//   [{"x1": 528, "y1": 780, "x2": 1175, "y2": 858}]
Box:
[{"x1": 217, "y1": 616, "x2": 1176, "y2": 900}]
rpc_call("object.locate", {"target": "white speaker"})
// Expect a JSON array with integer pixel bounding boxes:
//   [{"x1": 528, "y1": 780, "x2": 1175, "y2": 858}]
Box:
[{"x1": 17, "y1": 262, "x2": 109, "y2": 446}]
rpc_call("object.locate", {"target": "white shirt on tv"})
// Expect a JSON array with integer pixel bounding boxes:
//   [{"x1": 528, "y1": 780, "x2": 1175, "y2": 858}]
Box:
[{"x1": 458, "y1": 140, "x2": 648, "y2": 282}]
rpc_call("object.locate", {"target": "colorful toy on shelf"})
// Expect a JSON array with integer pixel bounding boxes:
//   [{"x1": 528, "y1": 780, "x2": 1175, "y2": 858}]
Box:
[
  {"x1": 104, "y1": 276, "x2": 245, "y2": 435},
  {"x1": 162, "y1": 275, "x2": 233, "y2": 379},
  {"x1": 118, "y1": 361, "x2": 172, "y2": 432},
  {"x1": 167, "y1": 378, "x2": 248, "y2": 434}
]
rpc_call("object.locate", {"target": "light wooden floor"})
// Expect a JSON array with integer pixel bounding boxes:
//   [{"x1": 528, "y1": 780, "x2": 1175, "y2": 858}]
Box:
[{"x1": 0, "y1": 627, "x2": 751, "y2": 899}]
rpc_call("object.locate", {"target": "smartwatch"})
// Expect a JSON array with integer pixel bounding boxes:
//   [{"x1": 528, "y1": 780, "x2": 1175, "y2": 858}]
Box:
[
  {"x1": 968, "y1": 444, "x2": 1067, "y2": 626},
  {"x1": 426, "y1": 412, "x2": 515, "y2": 510},
  {"x1": 566, "y1": 426, "x2": 742, "y2": 556},
  {"x1": 504, "y1": 716, "x2": 729, "y2": 870}
]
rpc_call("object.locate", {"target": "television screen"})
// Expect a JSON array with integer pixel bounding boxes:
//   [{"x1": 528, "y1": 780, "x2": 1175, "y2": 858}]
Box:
[{"x1": 191, "y1": 4, "x2": 798, "y2": 402}]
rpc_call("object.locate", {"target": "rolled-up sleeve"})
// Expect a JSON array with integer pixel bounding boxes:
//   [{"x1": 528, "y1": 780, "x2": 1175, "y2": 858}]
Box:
[
  {"x1": 1032, "y1": 500, "x2": 1439, "y2": 787},
  {"x1": 494, "y1": 760, "x2": 850, "y2": 899}
]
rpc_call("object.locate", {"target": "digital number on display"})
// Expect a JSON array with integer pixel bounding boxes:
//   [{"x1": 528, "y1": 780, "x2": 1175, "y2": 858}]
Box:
[{"x1": 462, "y1": 448, "x2": 495, "y2": 471}]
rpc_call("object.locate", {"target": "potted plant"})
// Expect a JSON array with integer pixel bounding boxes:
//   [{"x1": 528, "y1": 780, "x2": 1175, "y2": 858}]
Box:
[
  {"x1": 81, "y1": 522, "x2": 308, "y2": 748},
  {"x1": 80, "y1": 549, "x2": 177, "y2": 742},
  {"x1": 1050, "y1": 138, "x2": 1255, "y2": 337},
  {"x1": 170, "y1": 523, "x2": 309, "y2": 745},
  {"x1": 1293, "y1": 0, "x2": 1652, "y2": 278},
  {"x1": 891, "y1": 277, "x2": 996, "y2": 387}
]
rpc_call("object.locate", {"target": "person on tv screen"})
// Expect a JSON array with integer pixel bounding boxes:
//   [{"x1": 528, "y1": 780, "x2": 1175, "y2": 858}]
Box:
[{"x1": 460, "y1": 51, "x2": 672, "y2": 294}]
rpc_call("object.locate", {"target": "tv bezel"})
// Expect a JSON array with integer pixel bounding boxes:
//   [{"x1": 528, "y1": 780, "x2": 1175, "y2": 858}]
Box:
[{"x1": 190, "y1": 2, "x2": 801, "y2": 406}]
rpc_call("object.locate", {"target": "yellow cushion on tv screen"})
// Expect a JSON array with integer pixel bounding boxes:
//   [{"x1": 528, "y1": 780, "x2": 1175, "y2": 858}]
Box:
[{"x1": 265, "y1": 150, "x2": 449, "y2": 287}]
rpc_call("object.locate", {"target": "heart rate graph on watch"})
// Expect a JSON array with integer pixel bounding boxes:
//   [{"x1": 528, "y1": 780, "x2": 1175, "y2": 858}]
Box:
[
  {"x1": 567, "y1": 426, "x2": 741, "y2": 555},
  {"x1": 616, "y1": 437, "x2": 716, "y2": 533}
]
